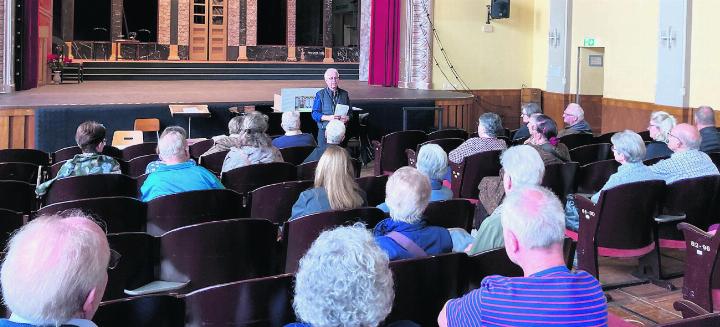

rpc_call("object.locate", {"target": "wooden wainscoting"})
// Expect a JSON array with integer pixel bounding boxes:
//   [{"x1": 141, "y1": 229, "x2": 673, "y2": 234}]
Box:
[
  {"x1": 602, "y1": 98, "x2": 690, "y2": 134},
  {"x1": 542, "y1": 91, "x2": 574, "y2": 130},
  {"x1": 0, "y1": 109, "x2": 36, "y2": 149},
  {"x1": 578, "y1": 95, "x2": 603, "y2": 135},
  {"x1": 436, "y1": 89, "x2": 526, "y2": 133},
  {"x1": 435, "y1": 97, "x2": 474, "y2": 132}
]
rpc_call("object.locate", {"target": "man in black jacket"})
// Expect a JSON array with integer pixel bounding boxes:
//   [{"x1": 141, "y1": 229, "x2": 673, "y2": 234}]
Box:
[{"x1": 694, "y1": 105, "x2": 720, "y2": 153}]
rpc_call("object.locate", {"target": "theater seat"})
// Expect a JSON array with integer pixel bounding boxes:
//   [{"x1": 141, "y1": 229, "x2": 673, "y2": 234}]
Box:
[{"x1": 372, "y1": 130, "x2": 427, "y2": 176}]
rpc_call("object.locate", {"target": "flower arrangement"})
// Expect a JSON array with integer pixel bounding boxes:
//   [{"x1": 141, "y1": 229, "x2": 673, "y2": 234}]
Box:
[{"x1": 47, "y1": 53, "x2": 72, "y2": 72}]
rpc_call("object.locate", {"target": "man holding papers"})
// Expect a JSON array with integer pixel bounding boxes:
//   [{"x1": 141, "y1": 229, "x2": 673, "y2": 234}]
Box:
[{"x1": 312, "y1": 68, "x2": 351, "y2": 147}]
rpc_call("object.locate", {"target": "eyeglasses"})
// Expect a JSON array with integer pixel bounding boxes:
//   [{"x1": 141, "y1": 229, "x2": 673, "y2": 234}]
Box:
[
  {"x1": 562, "y1": 112, "x2": 577, "y2": 117},
  {"x1": 667, "y1": 132, "x2": 682, "y2": 144},
  {"x1": 108, "y1": 249, "x2": 121, "y2": 270}
]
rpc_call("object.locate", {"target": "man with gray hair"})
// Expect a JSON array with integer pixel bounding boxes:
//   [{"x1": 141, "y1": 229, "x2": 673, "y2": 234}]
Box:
[
  {"x1": 272, "y1": 111, "x2": 316, "y2": 149},
  {"x1": 311, "y1": 68, "x2": 351, "y2": 147},
  {"x1": 438, "y1": 187, "x2": 607, "y2": 327},
  {"x1": 693, "y1": 105, "x2": 720, "y2": 153},
  {"x1": 302, "y1": 119, "x2": 346, "y2": 163},
  {"x1": 558, "y1": 103, "x2": 592, "y2": 137},
  {"x1": 649, "y1": 123, "x2": 719, "y2": 184},
  {"x1": 0, "y1": 213, "x2": 113, "y2": 327},
  {"x1": 140, "y1": 129, "x2": 223, "y2": 202},
  {"x1": 448, "y1": 112, "x2": 507, "y2": 164},
  {"x1": 512, "y1": 102, "x2": 542, "y2": 141}
]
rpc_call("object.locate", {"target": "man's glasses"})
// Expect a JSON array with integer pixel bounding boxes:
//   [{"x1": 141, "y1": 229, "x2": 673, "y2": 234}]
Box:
[{"x1": 108, "y1": 249, "x2": 121, "y2": 270}]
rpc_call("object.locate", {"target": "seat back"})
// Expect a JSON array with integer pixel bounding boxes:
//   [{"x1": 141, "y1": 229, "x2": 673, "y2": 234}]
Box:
[
  {"x1": 356, "y1": 175, "x2": 389, "y2": 207},
  {"x1": 199, "y1": 150, "x2": 228, "y2": 175},
  {"x1": 423, "y1": 199, "x2": 474, "y2": 232},
  {"x1": 542, "y1": 162, "x2": 579, "y2": 203},
  {"x1": 374, "y1": 130, "x2": 427, "y2": 175},
  {"x1": 576, "y1": 159, "x2": 620, "y2": 194},
  {"x1": 677, "y1": 223, "x2": 720, "y2": 313},
  {"x1": 569, "y1": 143, "x2": 612, "y2": 166},
  {"x1": 0, "y1": 209, "x2": 24, "y2": 249},
  {"x1": 450, "y1": 150, "x2": 502, "y2": 198},
  {"x1": 0, "y1": 162, "x2": 40, "y2": 183},
  {"x1": 102, "y1": 145, "x2": 124, "y2": 159},
  {"x1": 36, "y1": 196, "x2": 146, "y2": 233},
  {"x1": 708, "y1": 152, "x2": 720, "y2": 170},
  {"x1": 105, "y1": 232, "x2": 158, "y2": 301},
  {"x1": 93, "y1": 294, "x2": 185, "y2": 327},
  {"x1": 184, "y1": 274, "x2": 296, "y2": 327},
  {"x1": 125, "y1": 154, "x2": 159, "y2": 178},
  {"x1": 296, "y1": 160, "x2": 318, "y2": 181},
  {"x1": 43, "y1": 174, "x2": 137, "y2": 206},
  {"x1": 188, "y1": 139, "x2": 214, "y2": 159},
  {"x1": 160, "y1": 219, "x2": 278, "y2": 292},
  {"x1": 665, "y1": 176, "x2": 720, "y2": 231},
  {"x1": 49, "y1": 160, "x2": 67, "y2": 178},
  {"x1": 594, "y1": 132, "x2": 617, "y2": 144},
  {"x1": 463, "y1": 248, "x2": 523, "y2": 291},
  {"x1": 250, "y1": 180, "x2": 314, "y2": 224},
  {"x1": 559, "y1": 133, "x2": 595, "y2": 150},
  {"x1": 52, "y1": 146, "x2": 82, "y2": 163},
  {"x1": 283, "y1": 207, "x2": 386, "y2": 273},
  {"x1": 638, "y1": 130, "x2": 653, "y2": 142},
  {"x1": 0, "y1": 180, "x2": 37, "y2": 213},
  {"x1": 418, "y1": 137, "x2": 465, "y2": 153},
  {"x1": 112, "y1": 130, "x2": 144, "y2": 148},
  {"x1": 134, "y1": 118, "x2": 161, "y2": 133},
  {"x1": 427, "y1": 128, "x2": 468, "y2": 141},
  {"x1": 146, "y1": 189, "x2": 246, "y2": 236},
  {"x1": 0, "y1": 149, "x2": 49, "y2": 166},
  {"x1": 279, "y1": 145, "x2": 316, "y2": 165},
  {"x1": 222, "y1": 162, "x2": 297, "y2": 195},
  {"x1": 121, "y1": 142, "x2": 158, "y2": 161},
  {"x1": 385, "y1": 252, "x2": 465, "y2": 326}
]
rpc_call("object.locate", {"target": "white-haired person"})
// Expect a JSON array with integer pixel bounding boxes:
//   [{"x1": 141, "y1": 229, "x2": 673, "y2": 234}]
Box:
[
  {"x1": 272, "y1": 111, "x2": 316, "y2": 149},
  {"x1": 558, "y1": 102, "x2": 592, "y2": 137},
  {"x1": 221, "y1": 111, "x2": 283, "y2": 173},
  {"x1": 290, "y1": 145, "x2": 366, "y2": 220},
  {"x1": 36, "y1": 121, "x2": 121, "y2": 197},
  {"x1": 450, "y1": 145, "x2": 545, "y2": 254},
  {"x1": 438, "y1": 187, "x2": 607, "y2": 327},
  {"x1": 377, "y1": 144, "x2": 452, "y2": 213},
  {"x1": 374, "y1": 167, "x2": 452, "y2": 260},
  {"x1": 694, "y1": 106, "x2": 720, "y2": 153},
  {"x1": 512, "y1": 102, "x2": 542, "y2": 141},
  {"x1": 140, "y1": 129, "x2": 223, "y2": 202},
  {"x1": 448, "y1": 112, "x2": 506, "y2": 165},
  {"x1": 649, "y1": 123, "x2": 719, "y2": 184},
  {"x1": 303, "y1": 119, "x2": 346, "y2": 163},
  {"x1": 565, "y1": 130, "x2": 658, "y2": 231},
  {"x1": 145, "y1": 125, "x2": 190, "y2": 174},
  {"x1": 311, "y1": 68, "x2": 351, "y2": 147},
  {"x1": 646, "y1": 111, "x2": 676, "y2": 160},
  {"x1": 0, "y1": 212, "x2": 115, "y2": 327},
  {"x1": 201, "y1": 115, "x2": 245, "y2": 157}
]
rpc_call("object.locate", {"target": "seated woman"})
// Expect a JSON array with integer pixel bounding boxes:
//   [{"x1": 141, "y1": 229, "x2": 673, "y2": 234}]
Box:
[
  {"x1": 374, "y1": 167, "x2": 452, "y2": 260},
  {"x1": 377, "y1": 144, "x2": 452, "y2": 213},
  {"x1": 36, "y1": 121, "x2": 121, "y2": 197},
  {"x1": 565, "y1": 130, "x2": 659, "y2": 231},
  {"x1": 201, "y1": 115, "x2": 244, "y2": 157},
  {"x1": 290, "y1": 145, "x2": 366, "y2": 220},
  {"x1": 448, "y1": 112, "x2": 507, "y2": 164},
  {"x1": 512, "y1": 103, "x2": 542, "y2": 141},
  {"x1": 524, "y1": 114, "x2": 571, "y2": 164},
  {"x1": 646, "y1": 111, "x2": 676, "y2": 160},
  {"x1": 221, "y1": 111, "x2": 283, "y2": 173},
  {"x1": 272, "y1": 111, "x2": 316, "y2": 148}
]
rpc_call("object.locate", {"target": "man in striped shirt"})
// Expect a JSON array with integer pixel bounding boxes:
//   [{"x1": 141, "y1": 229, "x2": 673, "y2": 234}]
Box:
[{"x1": 438, "y1": 186, "x2": 608, "y2": 327}]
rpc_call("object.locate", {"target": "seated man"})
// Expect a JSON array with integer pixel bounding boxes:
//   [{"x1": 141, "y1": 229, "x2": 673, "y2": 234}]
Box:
[
  {"x1": 438, "y1": 187, "x2": 608, "y2": 327},
  {"x1": 36, "y1": 121, "x2": 121, "y2": 197},
  {"x1": 650, "y1": 123, "x2": 719, "y2": 183},
  {"x1": 303, "y1": 119, "x2": 346, "y2": 163},
  {"x1": 0, "y1": 212, "x2": 112, "y2": 327},
  {"x1": 694, "y1": 106, "x2": 720, "y2": 153},
  {"x1": 272, "y1": 111, "x2": 316, "y2": 149},
  {"x1": 448, "y1": 113, "x2": 506, "y2": 165},
  {"x1": 140, "y1": 129, "x2": 224, "y2": 202},
  {"x1": 558, "y1": 103, "x2": 592, "y2": 137},
  {"x1": 449, "y1": 145, "x2": 545, "y2": 254},
  {"x1": 201, "y1": 116, "x2": 244, "y2": 157},
  {"x1": 145, "y1": 126, "x2": 188, "y2": 174}
]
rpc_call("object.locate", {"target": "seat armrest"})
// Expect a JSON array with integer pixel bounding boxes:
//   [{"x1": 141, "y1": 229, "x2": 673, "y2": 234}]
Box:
[
  {"x1": 654, "y1": 214, "x2": 686, "y2": 223},
  {"x1": 573, "y1": 194, "x2": 596, "y2": 218},
  {"x1": 673, "y1": 299, "x2": 711, "y2": 318},
  {"x1": 124, "y1": 280, "x2": 190, "y2": 296},
  {"x1": 405, "y1": 149, "x2": 417, "y2": 167},
  {"x1": 371, "y1": 140, "x2": 381, "y2": 150}
]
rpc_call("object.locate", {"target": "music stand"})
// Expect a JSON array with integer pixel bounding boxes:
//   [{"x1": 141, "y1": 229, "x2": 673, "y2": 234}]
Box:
[{"x1": 168, "y1": 104, "x2": 211, "y2": 138}]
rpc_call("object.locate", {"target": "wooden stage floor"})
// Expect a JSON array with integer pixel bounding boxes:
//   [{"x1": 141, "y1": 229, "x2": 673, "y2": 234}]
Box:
[{"x1": 0, "y1": 80, "x2": 472, "y2": 108}]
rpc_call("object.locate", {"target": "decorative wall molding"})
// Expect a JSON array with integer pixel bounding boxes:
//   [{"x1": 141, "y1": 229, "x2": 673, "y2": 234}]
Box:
[{"x1": 399, "y1": 0, "x2": 432, "y2": 90}]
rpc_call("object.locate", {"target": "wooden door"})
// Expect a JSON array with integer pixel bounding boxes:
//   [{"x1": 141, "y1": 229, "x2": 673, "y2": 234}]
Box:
[
  {"x1": 208, "y1": 0, "x2": 227, "y2": 60},
  {"x1": 190, "y1": 0, "x2": 227, "y2": 61},
  {"x1": 190, "y1": 0, "x2": 209, "y2": 60}
]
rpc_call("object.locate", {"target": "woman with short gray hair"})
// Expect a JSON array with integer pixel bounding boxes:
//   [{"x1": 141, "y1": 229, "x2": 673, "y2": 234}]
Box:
[
  {"x1": 513, "y1": 103, "x2": 542, "y2": 141},
  {"x1": 448, "y1": 113, "x2": 507, "y2": 164},
  {"x1": 646, "y1": 111, "x2": 676, "y2": 160},
  {"x1": 565, "y1": 130, "x2": 659, "y2": 231},
  {"x1": 272, "y1": 111, "x2": 316, "y2": 149},
  {"x1": 373, "y1": 167, "x2": 452, "y2": 260},
  {"x1": 221, "y1": 111, "x2": 283, "y2": 173}
]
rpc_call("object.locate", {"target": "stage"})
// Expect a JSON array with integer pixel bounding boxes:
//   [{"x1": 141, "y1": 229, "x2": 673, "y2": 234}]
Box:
[{"x1": 0, "y1": 80, "x2": 474, "y2": 152}]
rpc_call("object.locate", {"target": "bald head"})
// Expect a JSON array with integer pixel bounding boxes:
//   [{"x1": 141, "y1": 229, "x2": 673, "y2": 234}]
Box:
[
  {"x1": 1, "y1": 213, "x2": 110, "y2": 324},
  {"x1": 694, "y1": 106, "x2": 716, "y2": 128},
  {"x1": 563, "y1": 103, "x2": 585, "y2": 126},
  {"x1": 670, "y1": 123, "x2": 701, "y2": 151},
  {"x1": 501, "y1": 186, "x2": 564, "y2": 250}
]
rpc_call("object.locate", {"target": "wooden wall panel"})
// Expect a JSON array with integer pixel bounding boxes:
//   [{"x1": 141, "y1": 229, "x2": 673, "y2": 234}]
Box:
[
  {"x1": 601, "y1": 98, "x2": 689, "y2": 134},
  {"x1": 578, "y1": 95, "x2": 603, "y2": 135},
  {"x1": 436, "y1": 98, "x2": 474, "y2": 132},
  {"x1": 471, "y1": 89, "x2": 522, "y2": 132},
  {"x1": 0, "y1": 109, "x2": 36, "y2": 149},
  {"x1": 542, "y1": 91, "x2": 573, "y2": 130}
]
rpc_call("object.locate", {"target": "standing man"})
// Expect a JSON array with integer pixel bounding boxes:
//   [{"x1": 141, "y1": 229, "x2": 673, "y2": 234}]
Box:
[
  {"x1": 693, "y1": 106, "x2": 720, "y2": 153},
  {"x1": 312, "y1": 68, "x2": 351, "y2": 147}
]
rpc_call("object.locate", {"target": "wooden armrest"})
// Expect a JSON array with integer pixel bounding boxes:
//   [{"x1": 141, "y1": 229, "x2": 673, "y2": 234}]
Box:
[
  {"x1": 673, "y1": 299, "x2": 711, "y2": 318},
  {"x1": 371, "y1": 140, "x2": 381, "y2": 149},
  {"x1": 124, "y1": 280, "x2": 190, "y2": 296},
  {"x1": 655, "y1": 214, "x2": 686, "y2": 223},
  {"x1": 573, "y1": 194, "x2": 596, "y2": 218}
]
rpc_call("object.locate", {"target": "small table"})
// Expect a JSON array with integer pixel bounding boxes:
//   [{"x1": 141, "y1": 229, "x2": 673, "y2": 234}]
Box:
[{"x1": 169, "y1": 104, "x2": 212, "y2": 138}]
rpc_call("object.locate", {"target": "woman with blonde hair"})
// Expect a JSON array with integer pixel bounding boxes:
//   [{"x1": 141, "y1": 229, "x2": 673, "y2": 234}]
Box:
[
  {"x1": 646, "y1": 111, "x2": 676, "y2": 160},
  {"x1": 290, "y1": 145, "x2": 366, "y2": 220}
]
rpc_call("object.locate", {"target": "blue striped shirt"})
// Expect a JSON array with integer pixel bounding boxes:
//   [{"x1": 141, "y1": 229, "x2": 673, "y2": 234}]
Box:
[{"x1": 446, "y1": 266, "x2": 607, "y2": 326}]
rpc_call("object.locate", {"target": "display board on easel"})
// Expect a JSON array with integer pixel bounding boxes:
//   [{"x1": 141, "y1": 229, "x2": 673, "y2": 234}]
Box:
[{"x1": 274, "y1": 88, "x2": 323, "y2": 112}]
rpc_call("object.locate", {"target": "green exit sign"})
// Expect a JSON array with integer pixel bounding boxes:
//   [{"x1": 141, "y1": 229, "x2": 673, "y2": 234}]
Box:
[{"x1": 584, "y1": 37, "x2": 597, "y2": 47}]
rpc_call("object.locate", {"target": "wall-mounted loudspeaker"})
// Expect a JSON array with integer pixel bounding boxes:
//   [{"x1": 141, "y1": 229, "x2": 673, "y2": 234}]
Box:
[{"x1": 490, "y1": 0, "x2": 510, "y2": 19}]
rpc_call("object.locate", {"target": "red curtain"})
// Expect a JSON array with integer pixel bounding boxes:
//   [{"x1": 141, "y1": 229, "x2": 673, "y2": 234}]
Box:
[{"x1": 368, "y1": 0, "x2": 400, "y2": 87}]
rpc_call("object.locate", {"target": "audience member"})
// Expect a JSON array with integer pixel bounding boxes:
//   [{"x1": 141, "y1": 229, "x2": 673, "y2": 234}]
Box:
[
  {"x1": 201, "y1": 115, "x2": 244, "y2": 157},
  {"x1": 303, "y1": 119, "x2": 346, "y2": 163},
  {"x1": 646, "y1": 111, "x2": 676, "y2": 160},
  {"x1": 290, "y1": 145, "x2": 366, "y2": 220},
  {"x1": 450, "y1": 145, "x2": 545, "y2": 254},
  {"x1": 525, "y1": 114, "x2": 571, "y2": 164},
  {"x1": 649, "y1": 123, "x2": 720, "y2": 183},
  {"x1": 36, "y1": 121, "x2": 121, "y2": 197},
  {"x1": 438, "y1": 187, "x2": 608, "y2": 327},
  {"x1": 448, "y1": 113, "x2": 506, "y2": 164},
  {"x1": 272, "y1": 111, "x2": 316, "y2": 149},
  {"x1": 565, "y1": 130, "x2": 658, "y2": 231},
  {"x1": 312, "y1": 68, "x2": 351, "y2": 147},
  {"x1": 145, "y1": 126, "x2": 189, "y2": 174},
  {"x1": 221, "y1": 111, "x2": 283, "y2": 173},
  {"x1": 512, "y1": 103, "x2": 542, "y2": 141},
  {"x1": 0, "y1": 212, "x2": 112, "y2": 327},
  {"x1": 377, "y1": 144, "x2": 452, "y2": 213},
  {"x1": 374, "y1": 167, "x2": 452, "y2": 260},
  {"x1": 558, "y1": 103, "x2": 592, "y2": 137},
  {"x1": 694, "y1": 106, "x2": 720, "y2": 153},
  {"x1": 140, "y1": 129, "x2": 223, "y2": 202}
]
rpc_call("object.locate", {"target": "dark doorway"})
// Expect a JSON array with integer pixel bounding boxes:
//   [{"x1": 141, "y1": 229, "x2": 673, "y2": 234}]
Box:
[
  {"x1": 74, "y1": 0, "x2": 111, "y2": 40},
  {"x1": 123, "y1": 0, "x2": 158, "y2": 42},
  {"x1": 257, "y1": 0, "x2": 287, "y2": 45},
  {"x1": 296, "y1": 0, "x2": 322, "y2": 46},
  {"x1": 332, "y1": 0, "x2": 359, "y2": 47}
]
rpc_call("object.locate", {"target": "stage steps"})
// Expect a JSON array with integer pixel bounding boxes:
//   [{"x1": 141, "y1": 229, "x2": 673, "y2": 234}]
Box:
[{"x1": 78, "y1": 62, "x2": 360, "y2": 81}]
